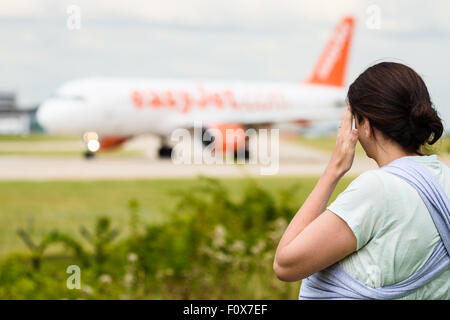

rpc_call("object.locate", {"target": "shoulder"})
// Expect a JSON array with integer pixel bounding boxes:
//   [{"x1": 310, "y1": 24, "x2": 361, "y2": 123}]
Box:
[
  {"x1": 331, "y1": 169, "x2": 386, "y2": 208},
  {"x1": 328, "y1": 169, "x2": 387, "y2": 250},
  {"x1": 350, "y1": 169, "x2": 383, "y2": 185},
  {"x1": 337, "y1": 169, "x2": 385, "y2": 201}
]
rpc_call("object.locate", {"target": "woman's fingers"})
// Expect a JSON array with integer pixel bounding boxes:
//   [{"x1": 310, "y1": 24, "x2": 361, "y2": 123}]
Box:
[
  {"x1": 339, "y1": 106, "x2": 353, "y2": 132},
  {"x1": 328, "y1": 106, "x2": 358, "y2": 176},
  {"x1": 339, "y1": 107, "x2": 358, "y2": 141}
]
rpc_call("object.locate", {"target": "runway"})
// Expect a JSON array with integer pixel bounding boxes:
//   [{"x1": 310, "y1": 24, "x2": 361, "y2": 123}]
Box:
[{"x1": 0, "y1": 135, "x2": 386, "y2": 180}]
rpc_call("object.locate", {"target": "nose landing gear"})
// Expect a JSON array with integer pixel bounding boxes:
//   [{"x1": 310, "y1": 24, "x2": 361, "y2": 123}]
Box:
[
  {"x1": 84, "y1": 150, "x2": 96, "y2": 159},
  {"x1": 82, "y1": 131, "x2": 100, "y2": 159},
  {"x1": 158, "y1": 144, "x2": 173, "y2": 158}
]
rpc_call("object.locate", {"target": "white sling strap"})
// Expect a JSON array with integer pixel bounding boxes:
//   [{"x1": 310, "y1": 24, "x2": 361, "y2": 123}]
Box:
[{"x1": 299, "y1": 157, "x2": 450, "y2": 300}]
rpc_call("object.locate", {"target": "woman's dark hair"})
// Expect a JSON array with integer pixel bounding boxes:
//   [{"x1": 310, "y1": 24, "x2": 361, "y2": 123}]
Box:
[{"x1": 347, "y1": 62, "x2": 443, "y2": 153}]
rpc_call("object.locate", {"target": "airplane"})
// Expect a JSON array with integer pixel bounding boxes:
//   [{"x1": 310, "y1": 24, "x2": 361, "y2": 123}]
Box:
[{"x1": 36, "y1": 16, "x2": 355, "y2": 159}]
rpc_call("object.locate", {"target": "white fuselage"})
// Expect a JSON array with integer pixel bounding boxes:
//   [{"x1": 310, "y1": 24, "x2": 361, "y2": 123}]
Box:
[{"x1": 37, "y1": 77, "x2": 347, "y2": 137}]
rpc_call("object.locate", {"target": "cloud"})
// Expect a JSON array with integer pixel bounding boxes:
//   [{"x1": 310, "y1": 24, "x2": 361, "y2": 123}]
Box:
[
  {"x1": 2, "y1": 0, "x2": 450, "y2": 32},
  {"x1": 0, "y1": 0, "x2": 450, "y2": 131}
]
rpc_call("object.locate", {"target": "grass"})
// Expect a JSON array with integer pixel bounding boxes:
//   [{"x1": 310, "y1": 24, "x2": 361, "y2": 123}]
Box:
[
  {"x1": 294, "y1": 135, "x2": 366, "y2": 155},
  {"x1": 294, "y1": 135, "x2": 450, "y2": 155},
  {"x1": 0, "y1": 134, "x2": 78, "y2": 142},
  {"x1": 0, "y1": 150, "x2": 143, "y2": 158},
  {"x1": 0, "y1": 133, "x2": 144, "y2": 158},
  {"x1": 0, "y1": 176, "x2": 355, "y2": 258},
  {"x1": 423, "y1": 136, "x2": 450, "y2": 155}
]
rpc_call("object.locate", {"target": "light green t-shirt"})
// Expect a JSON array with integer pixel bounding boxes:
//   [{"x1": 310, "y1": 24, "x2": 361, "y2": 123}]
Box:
[{"x1": 327, "y1": 154, "x2": 449, "y2": 300}]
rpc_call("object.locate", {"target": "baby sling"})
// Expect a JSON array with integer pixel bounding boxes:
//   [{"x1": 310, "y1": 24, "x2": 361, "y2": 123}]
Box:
[{"x1": 298, "y1": 157, "x2": 450, "y2": 299}]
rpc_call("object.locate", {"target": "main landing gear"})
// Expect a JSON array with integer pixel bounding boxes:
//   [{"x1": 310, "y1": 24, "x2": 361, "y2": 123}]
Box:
[
  {"x1": 84, "y1": 150, "x2": 96, "y2": 159},
  {"x1": 158, "y1": 144, "x2": 173, "y2": 158}
]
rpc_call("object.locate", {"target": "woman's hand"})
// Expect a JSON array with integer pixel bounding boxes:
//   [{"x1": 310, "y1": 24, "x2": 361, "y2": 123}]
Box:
[
  {"x1": 326, "y1": 106, "x2": 359, "y2": 178},
  {"x1": 274, "y1": 106, "x2": 358, "y2": 281}
]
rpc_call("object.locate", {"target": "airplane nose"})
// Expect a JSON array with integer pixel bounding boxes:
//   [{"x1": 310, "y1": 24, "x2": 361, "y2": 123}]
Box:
[
  {"x1": 36, "y1": 100, "x2": 57, "y2": 133},
  {"x1": 37, "y1": 98, "x2": 85, "y2": 134}
]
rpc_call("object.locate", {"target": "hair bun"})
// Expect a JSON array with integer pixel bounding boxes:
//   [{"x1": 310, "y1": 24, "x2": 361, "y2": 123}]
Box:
[
  {"x1": 408, "y1": 100, "x2": 442, "y2": 145},
  {"x1": 409, "y1": 101, "x2": 430, "y2": 127},
  {"x1": 347, "y1": 62, "x2": 444, "y2": 153}
]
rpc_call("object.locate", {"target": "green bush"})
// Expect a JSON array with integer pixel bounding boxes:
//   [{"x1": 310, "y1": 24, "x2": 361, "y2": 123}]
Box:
[{"x1": 0, "y1": 177, "x2": 302, "y2": 299}]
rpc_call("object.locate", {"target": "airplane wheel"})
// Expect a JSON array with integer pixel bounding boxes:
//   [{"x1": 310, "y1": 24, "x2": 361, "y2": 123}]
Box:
[
  {"x1": 244, "y1": 148, "x2": 250, "y2": 160},
  {"x1": 84, "y1": 151, "x2": 96, "y2": 159},
  {"x1": 234, "y1": 149, "x2": 250, "y2": 161},
  {"x1": 158, "y1": 145, "x2": 173, "y2": 158}
]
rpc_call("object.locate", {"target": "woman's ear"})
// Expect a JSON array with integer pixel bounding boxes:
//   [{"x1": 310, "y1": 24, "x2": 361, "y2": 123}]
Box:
[{"x1": 363, "y1": 117, "x2": 372, "y2": 138}]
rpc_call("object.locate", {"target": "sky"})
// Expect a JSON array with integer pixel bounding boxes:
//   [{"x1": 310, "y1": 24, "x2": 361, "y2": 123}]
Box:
[{"x1": 1, "y1": 0, "x2": 450, "y2": 131}]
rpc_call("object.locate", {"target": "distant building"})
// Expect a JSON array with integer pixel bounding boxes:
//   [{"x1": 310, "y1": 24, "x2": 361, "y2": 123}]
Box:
[{"x1": 0, "y1": 91, "x2": 39, "y2": 135}]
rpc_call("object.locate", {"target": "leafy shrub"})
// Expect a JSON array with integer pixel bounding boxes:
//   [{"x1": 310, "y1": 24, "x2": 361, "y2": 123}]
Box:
[{"x1": 0, "y1": 177, "x2": 302, "y2": 299}]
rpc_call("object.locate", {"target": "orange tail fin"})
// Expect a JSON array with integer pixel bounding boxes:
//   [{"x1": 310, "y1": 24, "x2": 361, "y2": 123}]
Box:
[{"x1": 305, "y1": 16, "x2": 355, "y2": 87}]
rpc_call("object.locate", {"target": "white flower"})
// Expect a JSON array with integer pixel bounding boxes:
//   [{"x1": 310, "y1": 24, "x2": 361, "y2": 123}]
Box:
[
  {"x1": 212, "y1": 225, "x2": 227, "y2": 248},
  {"x1": 274, "y1": 218, "x2": 287, "y2": 230},
  {"x1": 124, "y1": 273, "x2": 134, "y2": 285},
  {"x1": 251, "y1": 240, "x2": 266, "y2": 255},
  {"x1": 229, "y1": 240, "x2": 245, "y2": 253},
  {"x1": 128, "y1": 252, "x2": 138, "y2": 263},
  {"x1": 99, "y1": 274, "x2": 112, "y2": 284},
  {"x1": 215, "y1": 252, "x2": 231, "y2": 263},
  {"x1": 82, "y1": 285, "x2": 93, "y2": 295}
]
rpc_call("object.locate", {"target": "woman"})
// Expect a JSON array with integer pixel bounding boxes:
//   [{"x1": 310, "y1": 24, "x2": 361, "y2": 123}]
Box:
[{"x1": 273, "y1": 62, "x2": 449, "y2": 299}]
